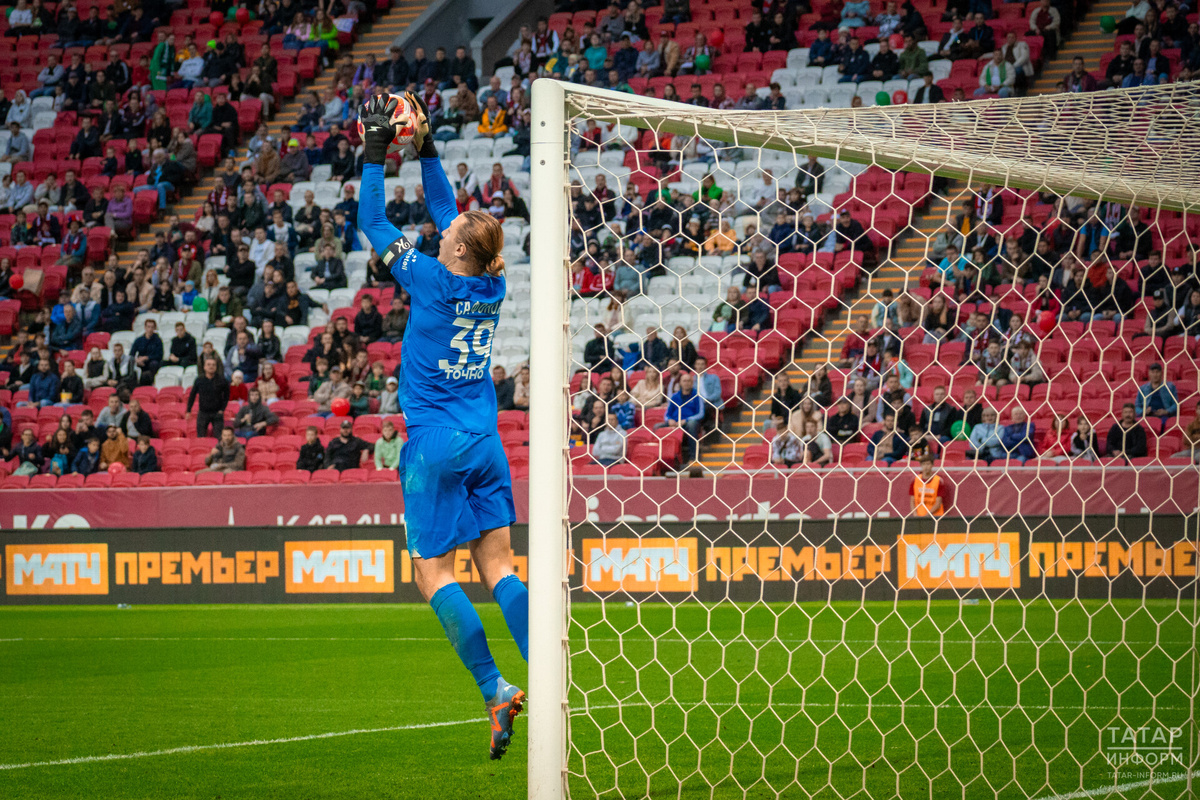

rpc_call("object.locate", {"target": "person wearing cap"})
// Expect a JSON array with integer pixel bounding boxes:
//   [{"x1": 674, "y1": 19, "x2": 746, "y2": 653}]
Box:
[
  {"x1": 378, "y1": 375, "x2": 401, "y2": 414},
  {"x1": 833, "y1": 206, "x2": 876, "y2": 264},
  {"x1": 280, "y1": 136, "x2": 312, "y2": 182},
  {"x1": 324, "y1": 418, "x2": 370, "y2": 471},
  {"x1": 180, "y1": 280, "x2": 199, "y2": 309},
  {"x1": 1143, "y1": 288, "x2": 1183, "y2": 339},
  {"x1": 1135, "y1": 363, "x2": 1178, "y2": 421}
]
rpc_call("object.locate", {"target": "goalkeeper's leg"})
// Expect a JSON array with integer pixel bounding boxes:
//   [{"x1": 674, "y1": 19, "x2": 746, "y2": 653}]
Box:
[
  {"x1": 470, "y1": 527, "x2": 529, "y2": 662},
  {"x1": 414, "y1": 553, "x2": 525, "y2": 761}
]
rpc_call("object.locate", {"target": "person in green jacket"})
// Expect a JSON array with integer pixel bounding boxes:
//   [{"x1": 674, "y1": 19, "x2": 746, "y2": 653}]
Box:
[
  {"x1": 896, "y1": 33, "x2": 930, "y2": 79},
  {"x1": 188, "y1": 93, "x2": 212, "y2": 133},
  {"x1": 374, "y1": 419, "x2": 403, "y2": 470},
  {"x1": 310, "y1": 8, "x2": 340, "y2": 64},
  {"x1": 151, "y1": 32, "x2": 178, "y2": 91}
]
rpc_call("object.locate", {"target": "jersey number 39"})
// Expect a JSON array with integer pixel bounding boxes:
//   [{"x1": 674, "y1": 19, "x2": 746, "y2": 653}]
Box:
[{"x1": 438, "y1": 316, "x2": 496, "y2": 372}]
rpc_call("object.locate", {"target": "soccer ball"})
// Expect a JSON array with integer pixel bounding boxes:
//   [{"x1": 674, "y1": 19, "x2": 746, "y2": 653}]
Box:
[{"x1": 358, "y1": 93, "x2": 417, "y2": 155}]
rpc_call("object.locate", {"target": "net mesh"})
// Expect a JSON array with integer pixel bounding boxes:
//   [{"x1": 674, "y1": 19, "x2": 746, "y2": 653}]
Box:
[{"x1": 541, "y1": 83, "x2": 1200, "y2": 800}]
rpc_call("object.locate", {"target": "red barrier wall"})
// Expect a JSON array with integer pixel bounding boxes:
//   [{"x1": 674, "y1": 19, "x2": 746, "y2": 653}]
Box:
[{"x1": 2, "y1": 466, "x2": 1195, "y2": 530}]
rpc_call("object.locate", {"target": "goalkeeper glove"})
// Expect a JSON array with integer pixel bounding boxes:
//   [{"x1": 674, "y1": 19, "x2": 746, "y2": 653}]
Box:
[
  {"x1": 405, "y1": 91, "x2": 439, "y2": 160},
  {"x1": 360, "y1": 94, "x2": 400, "y2": 166}
]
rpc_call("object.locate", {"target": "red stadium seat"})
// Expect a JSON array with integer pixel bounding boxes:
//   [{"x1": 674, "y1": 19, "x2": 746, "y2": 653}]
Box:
[{"x1": 280, "y1": 469, "x2": 311, "y2": 484}]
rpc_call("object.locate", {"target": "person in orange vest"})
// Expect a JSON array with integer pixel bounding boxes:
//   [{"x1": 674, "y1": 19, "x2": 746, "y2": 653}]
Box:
[{"x1": 909, "y1": 453, "x2": 946, "y2": 517}]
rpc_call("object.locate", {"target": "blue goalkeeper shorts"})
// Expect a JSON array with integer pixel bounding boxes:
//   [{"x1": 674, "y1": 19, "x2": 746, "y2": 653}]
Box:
[{"x1": 399, "y1": 426, "x2": 516, "y2": 560}]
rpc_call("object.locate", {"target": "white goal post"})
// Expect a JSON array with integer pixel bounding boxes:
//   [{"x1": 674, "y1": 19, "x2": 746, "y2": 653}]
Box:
[{"x1": 526, "y1": 79, "x2": 1200, "y2": 800}]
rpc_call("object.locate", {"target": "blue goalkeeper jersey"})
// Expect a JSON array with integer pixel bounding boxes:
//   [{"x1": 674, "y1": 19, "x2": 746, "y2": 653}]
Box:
[{"x1": 359, "y1": 159, "x2": 505, "y2": 435}]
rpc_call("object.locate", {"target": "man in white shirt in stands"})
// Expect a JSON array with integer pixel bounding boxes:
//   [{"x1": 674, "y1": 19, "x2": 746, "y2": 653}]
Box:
[{"x1": 248, "y1": 227, "x2": 275, "y2": 271}]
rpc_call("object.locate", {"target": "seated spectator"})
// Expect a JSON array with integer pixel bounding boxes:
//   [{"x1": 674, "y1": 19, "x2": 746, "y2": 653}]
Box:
[
  {"x1": 370, "y1": 419, "x2": 402, "y2": 470},
  {"x1": 1008, "y1": 340, "x2": 1046, "y2": 386},
  {"x1": 967, "y1": 407, "x2": 1003, "y2": 461},
  {"x1": 938, "y1": 18, "x2": 968, "y2": 60},
  {"x1": 24, "y1": 357, "x2": 59, "y2": 408},
  {"x1": 292, "y1": 426, "x2": 325, "y2": 472},
  {"x1": 1063, "y1": 57, "x2": 1096, "y2": 92},
  {"x1": 659, "y1": 372, "x2": 705, "y2": 458},
  {"x1": 741, "y1": 286, "x2": 773, "y2": 333},
  {"x1": 798, "y1": 418, "x2": 833, "y2": 466},
  {"x1": 1144, "y1": 289, "x2": 1183, "y2": 339},
  {"x1": 827, "y1": 397, "x2": 861, "y2": 444},
  {"x1": 1135, "y1": 363, "x2": 1178, "y2": 420},
  {"x1": 770, "y1": 417, "x2": 803, "y2": 467},
  {"x1": 1043, "y1": 414, "x2": 1100, "y2": 462},
  {"x1": 920, "y1": 386, "x2": 962, "y2": 441},
  {"x1": 131, "y1": 435, "x2": 160, "y2": 474},
  {"x1": 72, "y1": 436, "x2": 103, "y2": 477},
  {"x1": 976, "y1": 49, "x2": 1015, "y2": 97},
  {"x1": 591, "y1": 412, "x2": 627, "y2": 466},
  {"x1": 234, "y1": 388, "x2": 280, "y2": 439},
  {"x1": 1171, "y1": 402, "x2": 1200, "y2": 462},
  {"x1": 312, "y1": 243, "x2": 347, "y2": 289},
  {"x1": 314, "y1": 366, "x2": 352, "y2": 414},
  {"x1": 100, "y1": 424, "x2": 132, "y2": 471},
  {"x1": 1107, "y1": 403, "x2": 1148, "y2": 459},
  {"x1": 631, "y1": 365, "x2": 665, "y2": 409},
  {"x1": 50, "y1": 304, "x2": 84, "y2": 351},
  {"x1": 977, "y1": 340, "x2": 1010, "y2": 386},
  {"x1": 12, "y1": 428, "x2": 43, "y2": 472},
  {"x1": 326, "y1": 418, "x2": 370, "y2": 471},
  {"x1": 203, "y1": 428, "x2": 247, "y2": 473},
  {"x1": 768, "y1": 373, "x2": 803, "y2": 426},
  {"x1": 55, "y1": 360, "x2": 84, "y2": 405},
  {"x1": 868, "y1": 411, "x2": 903, "y2": 463},
  {"x1": 999, "y1": 408, "x2": 1037, "y2": 462},
  {"x1": 870, "y1": 39, "x2": 900, "y2": 82},
  {"x1": 103, "y1": 184, "x2": 134, "y2": 239},
  {"x1": 839, "y1": 37, "x2": 872, "y2": 82}
]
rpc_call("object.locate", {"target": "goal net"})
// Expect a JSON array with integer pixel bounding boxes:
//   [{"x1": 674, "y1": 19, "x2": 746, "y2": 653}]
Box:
[{"x1": 526, "y1": 80, "x2": 1200, "y2": 800}]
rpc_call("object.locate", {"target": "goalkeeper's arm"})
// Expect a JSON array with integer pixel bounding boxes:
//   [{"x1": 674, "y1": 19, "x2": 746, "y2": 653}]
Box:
[{"x1": 359, "y1": 95, "x2": 407, "y2": 259}]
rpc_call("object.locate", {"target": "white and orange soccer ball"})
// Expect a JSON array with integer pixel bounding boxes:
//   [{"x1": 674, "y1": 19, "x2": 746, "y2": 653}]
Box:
[{"x1": 358, "y1": 93, "x2": 418, "y2": 155}]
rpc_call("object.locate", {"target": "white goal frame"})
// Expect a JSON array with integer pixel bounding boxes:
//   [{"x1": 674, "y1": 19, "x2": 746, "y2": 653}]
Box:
[{"x1": 525, "y1": 78, "x2": 1200, "y2": 800}]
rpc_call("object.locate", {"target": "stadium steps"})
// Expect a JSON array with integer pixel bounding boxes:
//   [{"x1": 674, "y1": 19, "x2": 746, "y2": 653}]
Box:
[
  {"x1": 1031, "y1": 0, "x2": 1122, "y2": 94},
  {"x1": 698, "y1": 216, "x2": 938, "y2": 471},
  {"x1": 116, "y1": 1, "x2": 427, "y2": 272},
  {"x1": 700, "y1": 5, "x2": 1112, "y2": 472}
]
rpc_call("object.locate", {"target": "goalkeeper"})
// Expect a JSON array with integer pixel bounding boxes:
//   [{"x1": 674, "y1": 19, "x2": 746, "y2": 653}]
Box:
[{"x1": 357, "y1": 93, "x2": 528, "y2": 761}]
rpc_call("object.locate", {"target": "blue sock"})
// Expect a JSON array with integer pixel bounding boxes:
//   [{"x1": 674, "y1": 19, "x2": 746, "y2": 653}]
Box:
[
  {"x1": 430, "y1": 583, "x2": 502, "y2": 700},
  {"x1": 492, "y1": 574, "x2": 529, "y2": 662}
]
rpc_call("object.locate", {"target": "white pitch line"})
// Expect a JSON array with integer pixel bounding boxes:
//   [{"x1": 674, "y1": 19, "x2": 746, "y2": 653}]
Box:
[
  {"x1": 2, "y1": 701, "x2": 1190, "y2": 772},
  {"x1": 0, "y1": 717, "x2": 480, "y2": 771},
  {"x1": 0, "y1": 636, "x2": 1192, "y2": 646},
  {"x1": 1031, "y1": 768, "x2": 1199, "y2": 800}
]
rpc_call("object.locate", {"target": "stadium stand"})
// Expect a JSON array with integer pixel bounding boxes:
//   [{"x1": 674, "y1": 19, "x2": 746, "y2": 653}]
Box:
[{"x1": 0, "y1": 0, "x2": 1197, "y2": 489}]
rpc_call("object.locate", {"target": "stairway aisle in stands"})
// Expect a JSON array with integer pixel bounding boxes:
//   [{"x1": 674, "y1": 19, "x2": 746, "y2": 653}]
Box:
[
  {"x1": 701, "y1": 0, "x2": 1115, "y2": 472},
  {"x1": 116, "y1": 1, "x2": 428, "y2": 273},
  {"x1": 1031, "y1": 0, "x2": 1126, "y2": 94}
]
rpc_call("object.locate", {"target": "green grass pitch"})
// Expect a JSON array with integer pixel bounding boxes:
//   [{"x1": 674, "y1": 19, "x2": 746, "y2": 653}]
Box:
[{"x1": 0, "y1": 600, "x2": 1194, "y2": 799}]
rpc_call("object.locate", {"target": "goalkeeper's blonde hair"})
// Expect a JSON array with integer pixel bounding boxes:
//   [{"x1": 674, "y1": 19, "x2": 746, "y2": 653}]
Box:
[{"x1": 458, "y1": 210, "x2": 506, "y2": 277}]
